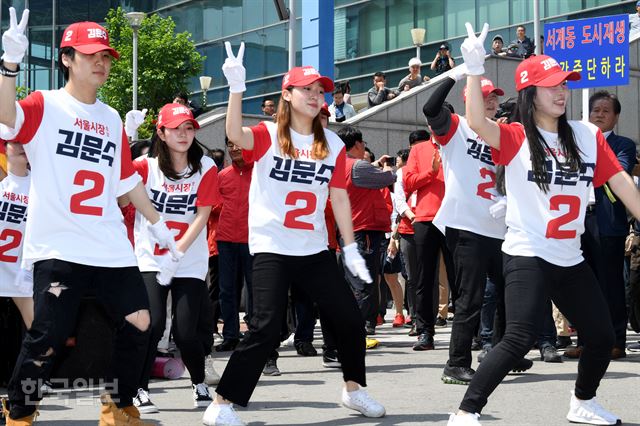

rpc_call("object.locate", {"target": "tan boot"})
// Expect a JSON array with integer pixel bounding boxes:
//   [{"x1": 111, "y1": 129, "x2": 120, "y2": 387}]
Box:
[
  {"x1": 1, "y1": 398, "x2": 38, "y2": 426},
  {"x1": 98, "y1": 394, "x2": 152, "y2": 426}
]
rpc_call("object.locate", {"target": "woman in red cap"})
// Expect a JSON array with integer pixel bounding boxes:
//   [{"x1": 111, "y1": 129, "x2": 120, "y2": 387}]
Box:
[
  {"x1": 122, "y1": 103, "x2": 221, "y2": 413},
  {"x1": 446, "y1": 23, "x2": 640, "y2": 426},
  {"x1": 202, "y1": 43, "x2": 385, "y2": 426}
]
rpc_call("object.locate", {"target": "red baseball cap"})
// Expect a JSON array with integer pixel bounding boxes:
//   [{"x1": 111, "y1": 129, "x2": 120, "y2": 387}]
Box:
[
  {"x1": 157, "y1": 103, "x2": 200, "y2": 129},
  {"x1": 463, "y1": 77, "x2": 504, "y2": 102},
  {"x1": 60, "y1": 22, "x2": 120, "y2": 59},
  {"x1": 320, "y1": 102, "x2": 331, "y2": 117},
  {"x1": 282, "y1": 66, "x2": 334, "y2": 92},
  {"x1": 515, "y1": 54, "x2": 580, "y2": 92}
]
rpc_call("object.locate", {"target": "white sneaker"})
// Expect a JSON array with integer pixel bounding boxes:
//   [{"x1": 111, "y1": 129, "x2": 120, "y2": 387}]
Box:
[
  {"x1": 341, "y1": 388, "x2": 385, "y2": 418},
  {"x1": 447, "y1": 412, "x2": 481, "y2": 425},
  {"x1": 193, "y1": 383, "x2": 213, "y2": 408},
  {"x1": 205, "y1": 355, "x2": 220, "y2": 385},
  {"x1": 566, "y1": 391, "x2": 620, "y2": 425},
  {"x1": 133, "y1": 388, "x2": 159, "y2": 414},
  {"x1": 202, "y1": 402, "x2": 246, "y2": 426},
  {"x1": 283, "y1": 332, "x2": 295, "y2": 347}
]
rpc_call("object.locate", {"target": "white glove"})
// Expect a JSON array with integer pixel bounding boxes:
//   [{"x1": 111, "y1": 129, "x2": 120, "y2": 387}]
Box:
[
  {"x1": 124, "y1": 109, "x2": 147, "y2": 139},
  {"x1": 343, "y1": 242, "x2": 372, "y2": 284},
  {"x1": 148, "y1": 217, "x2": 181, "y2": 259},
  {"x1": 489, "y1": 196, "x2": 507, "y2": 219},
  {"x1": 460, "y1": 22, "x2": 489, "y2": 76},
  {"x1": 156, "y1": 251, "x2": 184, "y2": 286},
  {"x1": 449, "y1": 63, "x2": 469, "y2": 82},
  {"x1": 1, "y1": 8, "x2": 29, "y2": 64},
  {"x1": 222, "y1": 41, "x2": 246, "y2": 93}
]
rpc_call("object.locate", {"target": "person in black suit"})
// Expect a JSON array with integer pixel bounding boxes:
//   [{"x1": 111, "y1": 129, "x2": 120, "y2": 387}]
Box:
[{"x1": 575, "y1": 91, "x2": 637, "y2": 360}]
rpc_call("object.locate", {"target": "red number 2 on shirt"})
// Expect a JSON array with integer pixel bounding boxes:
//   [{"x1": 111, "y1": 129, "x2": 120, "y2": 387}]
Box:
[
  {"x1": 0, "y1": 229, "x2": 22, "y2": 263},
  {"x1": 70, "y1": 170, "x2": 105, "y2": 216},
  {"x1": 476, "y1": 168, "x2": 496, "y2": 200},
  {"x1": 154, "y1": 221, "x2": 189, "y2": 255},
  {"x1": 545, "y1": 195, "x2": 581, "y2": 239},
  {"x1": 284, "y1": 191, "x2": 317, "y2": 230}
]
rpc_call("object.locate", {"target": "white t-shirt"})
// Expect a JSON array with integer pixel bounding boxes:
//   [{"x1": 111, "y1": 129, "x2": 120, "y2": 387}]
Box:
[
  {"x1": 244, "y1": 121, "x2": 347, "y2": 256},
  {"x1": 494, "y1": 121, "x2": 622, "y2": 266},
  {"x1": 432, "y1": 114, "x2": 507, "y2": 239},
  {"x1": 0, "y1": 89, "x2": 141, "y2": 268},
  {"x1": 132, "y1": 156, "x2": 219, "y2": 280},
  {"x1": 0, "y1": 172, "x2": 32, "y2": 296}
]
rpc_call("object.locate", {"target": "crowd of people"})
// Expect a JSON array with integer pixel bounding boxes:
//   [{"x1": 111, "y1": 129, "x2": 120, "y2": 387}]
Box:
[{"x1": 1, "y1": 5, "x2": 640, "y2": 426}]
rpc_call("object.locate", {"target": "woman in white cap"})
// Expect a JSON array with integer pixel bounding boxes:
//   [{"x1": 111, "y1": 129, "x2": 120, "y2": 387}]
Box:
[
  {"x1": 446, "y1": 22, "x2": 640, "y2": 426},
  {"x1": 202, "y1": 42, "x2": 386, "y2": 426},
  {"x1": 397, "y1": 57, "x2": 427, "y2": 92}
]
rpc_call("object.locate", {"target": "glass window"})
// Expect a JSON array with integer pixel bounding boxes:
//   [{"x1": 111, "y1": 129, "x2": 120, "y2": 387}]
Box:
[
  {"x1": 478, "y1": 0, "x2": 509, "y2": 29},
  {"x1": 416, "y1": 0, "x2": 444, "y2": 43},
  {"x1": 340, "y1": 0, "x2": 386, "y2": 59},
  {"x1": 222, "y1": 1, "x2": 243, "y2": 37},
  {"x1": 387, "y1": 0, "x2": 413, "y2": 52},
  {"x1": 511, "y1": 0, "x2": 534, "y2": 24},
  {"x1": 546, "y1": 0, "x2": 582, "y2": 17},
  {"x1": 446, "y1": 0, "x2": 475, "y2": 39}
]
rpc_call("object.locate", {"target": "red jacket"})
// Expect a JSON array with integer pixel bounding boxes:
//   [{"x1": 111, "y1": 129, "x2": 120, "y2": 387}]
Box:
[
  {"x1": 345, "y1": 157, "x2": 391, "y2": 232},
  {"x1": 216, "y1": 162, "x2": 253, "y2": 243},
  {"x1": 403, "y1": 140, "x2": 445, "y2": 222}
]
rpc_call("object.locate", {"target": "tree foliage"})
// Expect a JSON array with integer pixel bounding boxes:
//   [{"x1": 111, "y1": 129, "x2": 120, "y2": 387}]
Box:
[{"x1": 100, "y1": 7, "x2": 204, "y2": 138}]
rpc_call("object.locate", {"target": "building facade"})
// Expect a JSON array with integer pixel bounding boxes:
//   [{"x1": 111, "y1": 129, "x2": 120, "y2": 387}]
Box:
[{"x1": 2, "y1": 0, "x2": 635, "y2": 113}]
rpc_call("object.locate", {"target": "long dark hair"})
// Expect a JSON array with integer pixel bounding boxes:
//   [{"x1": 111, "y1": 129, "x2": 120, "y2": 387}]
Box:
[
  {"x1": 514, "y1": 86, "x2": 582, "y2": 193},
  {"x1": 151, "y1": 128, "x2": 204, "y2": 181}
]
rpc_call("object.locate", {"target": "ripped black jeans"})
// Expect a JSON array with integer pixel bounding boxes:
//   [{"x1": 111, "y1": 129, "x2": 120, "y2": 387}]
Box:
[{"x1": 7, "y1": 259, "x2": 150, "y2": 419}]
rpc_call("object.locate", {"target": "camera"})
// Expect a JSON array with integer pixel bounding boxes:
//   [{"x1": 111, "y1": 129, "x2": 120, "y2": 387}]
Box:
[{"x1": 495, "y1": 97, "x2": 516, "y2": 120}]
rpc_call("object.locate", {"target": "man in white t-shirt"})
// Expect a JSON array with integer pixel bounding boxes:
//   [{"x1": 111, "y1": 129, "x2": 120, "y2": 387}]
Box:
[{"x1": 0, "y1": 9, "x2": 176, "y2": 425}]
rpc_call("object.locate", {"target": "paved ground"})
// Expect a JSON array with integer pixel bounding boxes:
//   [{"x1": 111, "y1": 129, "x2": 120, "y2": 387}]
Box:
[{"x1": 2, "y1": 314, "x2": 640, "y2": 425}]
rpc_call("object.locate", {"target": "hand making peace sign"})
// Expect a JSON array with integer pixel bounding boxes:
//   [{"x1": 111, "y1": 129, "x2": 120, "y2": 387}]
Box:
[
  {"x1": 2, "y1": 7, "x2": 30, "y2": 64},
  {"x1": 222, "y1": 41, "x2": 246, "y2": 93},
  {"x1": 460, "y1": 22, "x2": 489, "y2": 76}
]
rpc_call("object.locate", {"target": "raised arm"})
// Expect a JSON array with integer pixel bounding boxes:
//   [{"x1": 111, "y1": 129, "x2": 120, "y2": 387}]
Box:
[
  {"x1": 460, "y1": 22, "x2": 501, "y2": 149},
  {"x1": 222, "y1": 41, "x2": 254, "y2": 150},
  {"x1": 0, "y1": 8, "x2": 29, "y2": 128}
]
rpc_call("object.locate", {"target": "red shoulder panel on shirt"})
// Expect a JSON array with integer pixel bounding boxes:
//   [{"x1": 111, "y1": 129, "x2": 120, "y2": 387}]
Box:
[
  {"x1": 15, "y1": 91, "x2": 45, "y2": 144},
  {"x1": 120, "y1": 128, "x2": 136, "y2": 180},
  {"x1": 196, "y1": 165, "x2": 221, "y2": 207},
  {"x1": 433, "y1": 113, "x2": 460, "y2": 146},
  {"x1": 243, "y1": 121, "x2": 272, "y2": 163},
  {"x1": 593, "y1": 129, "x2": 623, "y2": 187},
  {"x1": 132, "y1": 157, "x2": 149, "y2": 184},
  {"x1": 491, "y1": 122, "x2": 525, "y2": 165}
]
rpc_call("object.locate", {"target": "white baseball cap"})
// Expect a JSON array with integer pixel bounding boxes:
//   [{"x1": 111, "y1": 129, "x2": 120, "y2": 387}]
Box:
[{"x1": 408, "y1": 57, "x2": 422, "y2": 67}]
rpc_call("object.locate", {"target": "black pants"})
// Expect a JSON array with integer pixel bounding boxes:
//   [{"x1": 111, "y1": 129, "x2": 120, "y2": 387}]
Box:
[
  {"x1": 460, "y1": 255, "x2": 614, "y2": 414},
  {"x1": 216, "y1": 251, "x2": 366, "y2": 407},
  {"x1": 139, "y1": 273, "x2": 214, "y2": 389},
  {"x1": 208, "y1": 255, "x2": 221, "y2": 332},
  {"x1": 400, "y1": 233, "x2": 417, "y2": 319},
  {"x1": 341, "y1": 230, "x2": 384, "y2": 329},
  {"x1": 582, "y1": 212, "x2": 627, "y2": 349},
  {"x1": 414, "y1": 221, "x2": 453, "y2": 335},
  {"x1": 446, "y1": 228, "x2": 503, "y2": 368},
  {"x1": 8, "y1": 260, "x2": 150, "y2": 418}
]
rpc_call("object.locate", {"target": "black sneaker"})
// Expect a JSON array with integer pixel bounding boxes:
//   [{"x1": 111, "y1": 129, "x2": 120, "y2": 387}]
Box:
[
  {"x1": 511, "y1": 357, "x2": 533, "y2": 373},
  {"x1": 556, "y1": 336, "x2": 573, "y2": 349},
  {"x1": 412, "y1": 333, "x2": 434, "y2": 351},
  {"x1": 441, "y1": 364, "x2": 475, "y2": 385},
  {"x1": 263, "y1": 358, "x2": 281, "y2": 376},
  {"x1": 322, "y1": 349, "x2": 341, "y2": 368},
  {"x1": 295, "y1": 341, "x2": 318, "y2": 357},
  {"x1": 435, "y1": 317, "x2": 447, "y2": 327},
  {"x1": 540, "y1": 346, "x2": 563, "y2": 363},
  {"x1": 192, "y1": 383, "x2": 213, "y2": 408},
  {"x1": 214, "y1": 338, "x2": 239, "y2": 352},
  {"x1": 133, "y1": 388, "x2": 159, "y2": 414}
]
